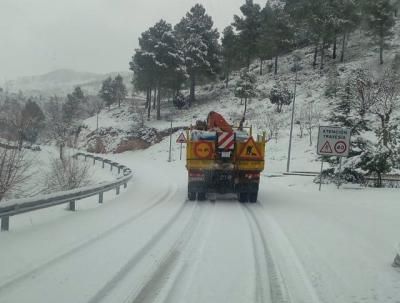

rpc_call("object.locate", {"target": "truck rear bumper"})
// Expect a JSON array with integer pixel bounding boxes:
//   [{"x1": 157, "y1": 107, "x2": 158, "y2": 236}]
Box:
[{"x1": 188, "y1": 170, "x2": 259, "y2": 194}]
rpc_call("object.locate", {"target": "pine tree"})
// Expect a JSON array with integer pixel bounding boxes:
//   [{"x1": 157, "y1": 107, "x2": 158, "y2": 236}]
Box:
[
  {"x1": 99, "y1": 77, "x2": 115, "y2": 108},
  {"x1": 63, "y1": 86, "x2": 86, "y2": 123},
  {"x1": 130, "y1": 49, "x2": 157, "y2": 119},
  {"x1": 221, "y1": 26, "x2": 240, "y2": 86},
  {"x1": 362, "y1": 0, "x2": 395, "y2": 64},
  {"x1": 233, "y1": 0, "x2": 262, "y2": 69},
  {"x1": 359, "y1": 142, "x2": 392, "y2": 187},
  {"x1": 259, "y1": 2, "x2": 293, "y2": 75},
  {"x1": 112, "y1": 74, "x2": 127, "y2": 108},
  {"x1": 175, "y1": 4, "x2": 220, "y2": 105},
  {"x1": 335, "y1": 0, "x2": 360, "y2": 62}
]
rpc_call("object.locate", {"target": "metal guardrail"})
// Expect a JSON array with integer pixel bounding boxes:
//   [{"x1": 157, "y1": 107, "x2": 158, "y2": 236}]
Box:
[{"x1": 0, "y1": 152, "x2": 133, "y2": 231}]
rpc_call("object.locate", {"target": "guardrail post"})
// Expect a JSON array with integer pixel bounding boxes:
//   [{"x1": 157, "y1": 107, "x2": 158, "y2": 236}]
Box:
[
  {"x1": 118, "y1": 166, "x2": 121, "y2": 174},
  {"x1": 84, "y1": 155, "x2": 88, "y2": 162},
  {"x1": 124, "y1": 182, "x2": 127, "y2": 189},
  {"x1": 116, "y1": 186, "x2": 120, "y2": 195},
  {"x1": 102, "y1": 160, "x2": 105, "y2": 168},
  {"x1": 110, "y1": 164, "x2": 113, "y2": 171},
  {"x1": 93, "y1": 157, "x2": 96, "y2": 165},
  {"x1": 99, "y1": 192, "x2": 103, "y2": 204},
  {"x1": 69, "y1": 200, "x2": 76, "y2": 211},
  {"x1": 1, "y1": 216, "x2": 10, "y2": 231}
]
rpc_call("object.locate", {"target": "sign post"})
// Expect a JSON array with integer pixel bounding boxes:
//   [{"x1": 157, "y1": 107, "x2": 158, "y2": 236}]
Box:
[
  {"x1": 317, "y1": 126, "x2": 351, "y2": 190},
  {"x1": 176, "y1": 132, "x2": 187, "y2": 160},
  {"x1": 168, "y1": 120, "x2": 172, "y2": 162}
]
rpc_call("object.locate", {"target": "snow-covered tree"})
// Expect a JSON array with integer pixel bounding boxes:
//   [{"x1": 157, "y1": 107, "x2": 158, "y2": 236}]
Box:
[
  {"x1": 112, "y1": 74, "x2": 127, "y2": 108},
  {"x1": 359, "y1": 143, "x2": 392, "y2": 187},
  {"x1": 259, "y1": 2, "x2": 293, "y2": 75},
  {"x1": 221, "y1": 26, "x2": 240, "y2": 87},
  {"x1": 131, "y1": 19, "x2": 186, "y2": 119},
  {"x1": 233, "y1": 0, "x2": 262, "y2": 69},
  {"x1": 234, "y1": 70, "x2": 257, "y2": 119},
  {"x1": 269, "y1": 82, "x2": 292, "y2": 113},
  {"x1": 175, "y1": 4, "x2": 220, "y2": 105},
  {"x1": 63, "y1": 86, "x2": 86, "y2": 123},
  {"x1": 325, "y1": 63, "x2": 340, "y2": 97},
  {"x1": 99, "y1": 77, "x2": 115, "y2": 108},
  {"x1": 362, "y1": 0, "x2": 395, "y2": 64},
  {"x1": 21, "y1": 100, "x2": 45, "y2": 144}
]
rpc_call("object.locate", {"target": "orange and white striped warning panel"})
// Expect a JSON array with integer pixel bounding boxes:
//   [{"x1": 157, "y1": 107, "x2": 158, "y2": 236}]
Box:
[{"x1": 218, "y1": 132, "x2": 235, "y2": 150}]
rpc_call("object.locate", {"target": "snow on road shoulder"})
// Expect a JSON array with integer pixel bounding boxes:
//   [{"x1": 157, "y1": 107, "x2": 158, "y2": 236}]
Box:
[{"x1": 259, "y1": 174, "x2": 400, "y2": 303}]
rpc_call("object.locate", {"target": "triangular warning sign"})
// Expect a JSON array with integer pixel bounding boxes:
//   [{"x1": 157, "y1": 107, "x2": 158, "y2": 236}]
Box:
[
  {"x1": 239, "y1": 137, "x2": 262, "y2": 160},
  {"x1": 176, "y1": 132, "x2": 187, "y2": 143},
  {"x1": 320, "y1": 141, "x2": 333, "y2": 154}
]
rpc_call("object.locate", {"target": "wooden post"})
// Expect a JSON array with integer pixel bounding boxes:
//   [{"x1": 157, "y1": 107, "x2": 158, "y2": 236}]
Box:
[
  {"x1": 69, "y1": 200, "x2": 76, "y2": 211},
  {"x1": 99, "y1": 192, "x2": 103, "y2": 204},
  {"x1": 84, "y1": 155, "x2": 87, "y2": 162},
  {"x1": 102, "y1": 160, "x2": 105, "y2": 168},
  {"x1": 118, "y1": 167, "x2": 121, "y2": 174},
  {"x1": 110, "y1": 164, "x2": 113, "y2": 171},
  {"x1": 93, "y1": 157, "x2": 96, "y2": 165},
  {"x1": 116, "y1": 186, "x2": 120, "y2": 195},
  {"x1": 1, "y1": 216, "x2": 10, "y2": 231}
]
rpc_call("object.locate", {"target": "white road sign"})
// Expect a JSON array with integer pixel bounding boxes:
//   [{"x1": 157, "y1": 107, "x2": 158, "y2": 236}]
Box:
[
  {"x1": 317, "y1": 126, "x2": 351, "y2": 157},
  {"x1": 176, "y1": 132, "x2": 187, "y2": 144}
]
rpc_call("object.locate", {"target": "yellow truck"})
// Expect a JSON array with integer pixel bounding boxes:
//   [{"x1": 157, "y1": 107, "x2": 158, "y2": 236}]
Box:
[{"x1": 186, "y1": 112, "x2": 266, "y2": 203}]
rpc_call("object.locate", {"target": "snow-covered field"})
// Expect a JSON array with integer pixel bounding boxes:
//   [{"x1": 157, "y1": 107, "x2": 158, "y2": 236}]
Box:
[{"x1": 1, "y1": 134, "x2": 399, "y2": 303}]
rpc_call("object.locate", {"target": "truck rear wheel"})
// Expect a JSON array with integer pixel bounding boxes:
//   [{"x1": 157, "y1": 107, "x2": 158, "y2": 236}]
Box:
[
  {"x1": 249, "y1": 192, "x2": 258, "y2": 203},
  {"x1": 238, "y1": 192, "x2": 248, "y2": 203},
  {"x1": 188, "y1": 192, "x2": 196, "y2": 201},
  {"x1": 197, "y1": 192, "x2": 206, "y2": 201}
]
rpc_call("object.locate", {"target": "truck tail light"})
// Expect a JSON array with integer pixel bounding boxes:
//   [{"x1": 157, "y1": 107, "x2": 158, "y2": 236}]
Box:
[
  {"x1": 245, "y1": 173, "x2": 260, "y2": 180},
  {"x1": 189, "y1": 171, "x2": 205, "y2": 180}
]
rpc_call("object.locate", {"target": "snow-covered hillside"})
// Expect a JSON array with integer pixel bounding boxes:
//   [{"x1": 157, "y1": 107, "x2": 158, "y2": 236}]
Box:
[
  {"x1": 3, "y1": 69, "x2": 132, "y2": 97},
  {"x1": 79, "y1": 20, "x2": 400, "y2": 175}
]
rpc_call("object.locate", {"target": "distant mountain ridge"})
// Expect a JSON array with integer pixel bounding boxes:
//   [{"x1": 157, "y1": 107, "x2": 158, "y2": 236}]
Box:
[{"x1": 4, "y1": 69, "x2": 132, "y2": 96}]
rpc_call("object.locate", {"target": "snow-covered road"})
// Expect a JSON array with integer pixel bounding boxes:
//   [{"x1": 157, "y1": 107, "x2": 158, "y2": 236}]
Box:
[{"x1": 1, "y1": 138, "x2": 400, "y2": 303}]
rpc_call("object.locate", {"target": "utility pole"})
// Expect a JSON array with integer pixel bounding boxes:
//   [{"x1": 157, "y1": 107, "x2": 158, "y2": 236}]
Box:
[{"x1": 286, "y1": 52, "x2": 302, "y2": 173}]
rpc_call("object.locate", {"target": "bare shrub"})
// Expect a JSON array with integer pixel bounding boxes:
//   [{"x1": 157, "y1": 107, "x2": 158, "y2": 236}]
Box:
[
  {"x1": 265, "y1": 111, "x2": 281, "y2": 142},
  {"x1": 0, "y1": 144, "x2": 31, "y2": 201},
  {"x1": 46, "y1": 157, "x2": 90, "y2": 192}
]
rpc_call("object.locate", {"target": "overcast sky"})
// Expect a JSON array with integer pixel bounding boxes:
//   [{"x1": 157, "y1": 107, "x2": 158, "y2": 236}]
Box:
[{"x1": 0, "y1": 0, "x2": 265, "y2": 81}]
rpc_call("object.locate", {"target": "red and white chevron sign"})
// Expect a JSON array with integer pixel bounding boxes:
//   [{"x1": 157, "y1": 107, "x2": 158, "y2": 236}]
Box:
[{"x1": 218, "y1": 132, "x2": 235, "y2": 150}]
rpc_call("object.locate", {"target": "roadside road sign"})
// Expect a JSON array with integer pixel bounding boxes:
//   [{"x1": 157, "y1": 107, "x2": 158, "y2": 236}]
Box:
[
  {"x1": 176, "y1": 132, "x2": 187, "y2": 144},
  {"x1": 317, "y1": 126, "x2": 351, "y2": 157}
]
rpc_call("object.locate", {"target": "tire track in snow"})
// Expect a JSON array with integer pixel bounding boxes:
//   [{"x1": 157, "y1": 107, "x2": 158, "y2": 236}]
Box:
[
  {"x1": 249, "y1": 202, "x2": 322, "y2": 303},
  {"x1": 0, "y1": 184, "x2": 177, "y2": 293},
  {"x1": 127, "y1": 201, "x2": 211, "y2": 303},
  {"x1": 161, "y1": 200, "x2": 217, "y2": 303},
  {"x1": 87, "y1": 196, "x2": 201, "y2": 303},
  {"x1": 241, "y1": 203, "x2": 290, "y2": 303}
]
